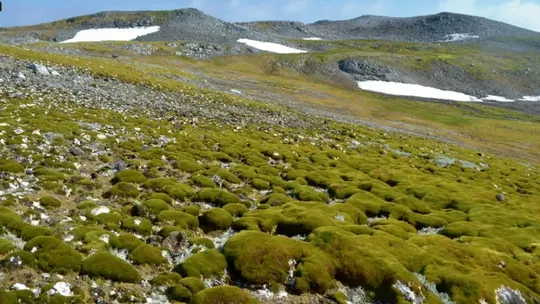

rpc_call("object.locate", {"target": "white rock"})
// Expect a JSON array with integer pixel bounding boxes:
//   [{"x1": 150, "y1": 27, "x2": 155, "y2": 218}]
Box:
[
  {"x1": 49, "y1": 282, "x2": 73, "y2": 297},
  {"x1": 230, "y1": 89, "x2": 242, "y2": 95},
  {"x1": 134, "y1": 219, "x2": 142, "y2": 226},
  {"x1": 91, "y1": 206, "x2": 110, "y2": 216},
  {"x1": 0, "y1": 123, "x2": 9, "y2": 127},
  {"x1": 12, "y1": 283, "x2": 29, "y2": 290},
  {"x1": 14, "y1": 127, "x2": 24, "y2": 135},
  {"x1": 96, "y1": 134, "x2": 107, "y2": 139},
  {"x1": 18, "y1": 72, "x2": 26, "y2": 79},
  {"x1": 32, "y1": 64, "x2": 51, "y2": 76}
]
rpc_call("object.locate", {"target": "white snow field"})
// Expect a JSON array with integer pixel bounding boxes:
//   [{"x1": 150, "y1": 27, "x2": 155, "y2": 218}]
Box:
[
  {"x1": 61, "y1": 26, "x2": 160, "y2": 43},
  {"x1": 302, "y1": 37, "x2": 323, "y2": 40},
  {"x1": 357, "y1": 81, "x2": 482, "y2": 102},
  {"x1": 237, "y1": 38, "x2": 307, "y2": 54},
  {"x1": 520, "y1": 96, "x2": 540, "y2": 102},
  {"x1": 483, "y1": 95, "x2": 515, "y2": 102},
  {"x1": 442, "y1": 33, "x2": 480, "y2": 42}
]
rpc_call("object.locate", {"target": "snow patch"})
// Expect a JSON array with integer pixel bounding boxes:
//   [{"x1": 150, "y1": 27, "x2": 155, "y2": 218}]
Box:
[
  {"x1": 357, "y1": 81, "x2": 482, "y2": 102},
  {"x1": 442, "y1": 33, "x2": 480, "y2": 42},
  {"x1": 61, "y1": 26, "x2": 160, "y2": 43},
  {"x1": 237, "y1": 38, "x2": 307, "y2": 54},
  {"x1": 302, "y1": 37, "x2": 323, "y2": 40},
  {"x1": 483, "y1": 95, "x2": 514, "y2": 102},
  {"x1": 520, "y1": 96, "x2": 540, "y2": 102}
]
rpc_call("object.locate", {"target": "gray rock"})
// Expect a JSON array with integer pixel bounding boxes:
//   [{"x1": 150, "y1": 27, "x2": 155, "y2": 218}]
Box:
[
  {"x1": 31, "y1": 63, "x2": 51, "y2": 76},
  {"x1": 496, "y1": 194, "x2": 506, "y2": 202},
  {"x1": 17, "y1": 72, "x2": 26, "y2": 79},
  {"x1": 48, "y1": 68, "x2": 60, "y2": 76}
]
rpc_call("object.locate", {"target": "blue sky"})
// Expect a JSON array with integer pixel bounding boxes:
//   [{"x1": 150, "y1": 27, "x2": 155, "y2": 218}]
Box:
[{"x1": 1, "y1": 0, "x2": 540, "y2": 32}]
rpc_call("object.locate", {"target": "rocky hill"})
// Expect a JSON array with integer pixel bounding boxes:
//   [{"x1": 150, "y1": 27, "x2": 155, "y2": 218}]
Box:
[{"x1": 2, "y1": 10, "x2": 539, "y2": 45}]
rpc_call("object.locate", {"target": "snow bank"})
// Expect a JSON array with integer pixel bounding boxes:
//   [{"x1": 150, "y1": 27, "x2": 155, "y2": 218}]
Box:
[
  {"x1": 442, "y1": 33, "x2": 480, "y2": 42},
  {"x1": 357, "y1": 81, "x2": 482, "y2": 102},
  {"x1": 520, "y1": 96, "x2": 540, "y2": 102},
  {"x1": 237, "y1": 39, "x2": 307, "y2": 54},
  {"x1": 483, "y1": 95, "x2": 514, "y2": 102},
  {"x1": 302, "y1": 37, "x2": 323, "y2": 40},
  {"x1": 61, "y1": 26, "x2": 160, "y2": 43}
]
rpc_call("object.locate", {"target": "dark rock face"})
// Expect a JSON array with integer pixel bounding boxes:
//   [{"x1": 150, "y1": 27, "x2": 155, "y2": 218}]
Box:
[{"x1": 338, "y1": 59, "x2": 402, "y2": 82}]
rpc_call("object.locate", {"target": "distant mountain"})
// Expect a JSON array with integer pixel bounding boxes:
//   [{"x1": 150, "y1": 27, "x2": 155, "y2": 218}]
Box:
[
  {"x1": 1, "y1": 9, "x2": 539, "y2": 44},
  {"x1": 238, "y1": 12, "x2": 539, "y2": 42}
]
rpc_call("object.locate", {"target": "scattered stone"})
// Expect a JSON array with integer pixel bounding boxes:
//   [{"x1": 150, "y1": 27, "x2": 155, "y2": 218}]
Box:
[{"x1": 31, "y1": 63, "x2": 51, "y2": 76}]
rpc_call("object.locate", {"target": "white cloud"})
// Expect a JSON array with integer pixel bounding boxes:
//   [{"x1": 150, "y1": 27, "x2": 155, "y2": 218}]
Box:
[
  {"x1": 284, "y1": 0, "x2": 310, "y2": 14},
  {"x1": 438, "y1": 0, "x2": 540, "y2": 32}
]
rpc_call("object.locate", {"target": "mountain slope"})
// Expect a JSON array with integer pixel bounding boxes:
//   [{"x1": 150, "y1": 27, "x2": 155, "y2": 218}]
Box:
[{"x1": 239, "y1": 12, "x2": 540, "y2": 42}]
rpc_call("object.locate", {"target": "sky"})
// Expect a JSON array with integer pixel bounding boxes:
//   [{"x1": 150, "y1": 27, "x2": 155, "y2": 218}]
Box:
[{"x1": 1, "y1": 0, "x2": 540, "y2": 32}]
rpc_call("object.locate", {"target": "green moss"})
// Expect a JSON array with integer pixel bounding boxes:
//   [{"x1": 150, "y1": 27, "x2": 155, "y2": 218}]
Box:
[
  {"x1": 199, "y1": 208, "x2": 233, "y2": 232},
  {"x1": 224, "y1": 231, "x2": 335, "y2": 293},
  {"x1": 81, "y1": 251, "x2": 141, "y2": 283},
  {"x1": 76, "y1": 201, "x2": 98, "y2": 210},
  {"x1": 251, "y1": 178, "x2": 271, "y2": 190},
  {"x1": 0, "y1": 238, "x2": 15, "y2": 254},
  {"x1": 183, "y1": 205, "x2": 201, "y2": 216},
  {"x1": 178, "y1": 249, "x2": 227, "y2": 279},
  {"x1": 262, "y1": 193, "x2": 294, "y2": 206},
  {"x1": 175, "y1": 159, "x2": 201, "y2": 173},
  {"x1": 1, "y1": 250, "x2": 36, "y2": 267},
  {"x1": 167, "y1": 284, "x2": 193, "y2": 302},
  {"x1": 190, "y1": 286, "x2": 259, "y2": 304},
  {"x1": 39, "y1": 196, "x2": 62, "y2": 208},
  {"x1": 198, "y1": 188, "x2": 241, "y2": 206},
  {"x1": 144, "y1": 178, "x2": 176, "y2": 191},
  {"x1": 158, "y1": 226, "x2": 194, "y2": 238},
  {"x1": 222, "y1": 203, "x2": 249, "y2": 217},
  {"x1": 189, "y1": 237, "x2": 215, "y2": 249},
  {"x1": 107, "y1": 182, "x2": 140, "y2": 198},
  {"x1": 0, "y1": 290, "x2": 35, "y2": 304},
  {"x1": 157, "y1": 210, "x2": 199, "y2": 229},
  {"x1": 110, "y1": 233, "x2": 145, "y2": 252},
  {"x1": 149, "y1": 193, "x2": 173, "y2": 204},
  {"x1": 330, "y1": 291, "x2": 348, "y2": 304},
  {"x1": 24, "y1": 236, "x2": 82, "y2": 273},
  {"x1": 0, "y1": 159, "x2": 25, "y2": 173},
  {"x1": 143, "y1": 199, "x2": 170, "y2": 214},
  {"x1": 163, "y1": 185, "x2": 186, "y2": 201},
  {"x1": 129, "y1": 244, "x2": 168, "y2": 265},
  {"x1": 179, "y1": 277, "x2": 206, "y2": 294},
  {"x1": 111, "y1": 169, "x2": 147, "y2": 184},
  {"x1": 191, "y1": 175, "x2": 217, "y2": 188},
  {"x1": 121, "y1": 217, "x2": 153, "y2": 235},
  {"x1": 20, "y1": 225, "x2": 53, "y2": 241},
  {"x1": 151, "y1": 272, "x2": 183, "y2": 286}
]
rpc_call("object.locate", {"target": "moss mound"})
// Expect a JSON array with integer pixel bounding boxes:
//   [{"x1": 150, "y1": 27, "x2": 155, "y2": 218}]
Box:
[
  {"x1": 197, "y1": 188, "x2": 240, "y2": 206},
  {"x1": 129, "y1": 244, "x2": 168, "y2": 265},
  {"x1": 111, "y1": 169, "x2": 147, "y2": 184},
  {"x1": 190, "y1": 286, "x2": 259, "y2": 304},
  {"x1": 81, "y1": 251, "x2": 141, "y2": 283},
  {"x1": 199, "y1": 208, "x2": 233, "y2": 232},
  {"x1": 39, "y1": 196, "x2": 62, "y2": 208},
  {"x1": 24, "y1": 236, "x2": 82, "y2": 273},
  {"x1": 178, "y1": 249, "x2": 227, "y2": 278}
]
